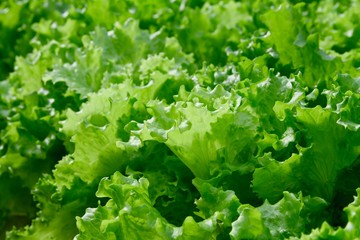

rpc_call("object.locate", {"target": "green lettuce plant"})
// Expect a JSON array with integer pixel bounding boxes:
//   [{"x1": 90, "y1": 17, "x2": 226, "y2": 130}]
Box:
[{"x1": 0, "y1": 0, "x2": 359, "y2": 239}]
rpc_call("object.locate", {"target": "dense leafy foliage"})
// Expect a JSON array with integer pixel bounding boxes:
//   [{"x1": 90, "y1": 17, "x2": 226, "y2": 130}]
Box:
[{"x1": 0, "y1": 0, "x2": 359, "y2": 239}]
